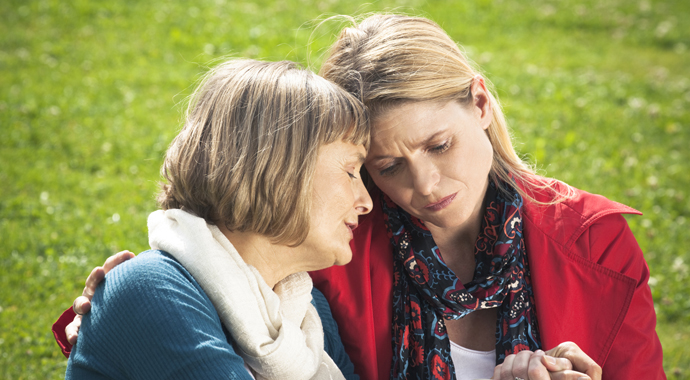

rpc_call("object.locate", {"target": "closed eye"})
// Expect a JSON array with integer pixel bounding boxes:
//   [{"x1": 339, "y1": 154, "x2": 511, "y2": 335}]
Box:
[
  {"x1": 429, "y1": 141, "x2": 450, "y2": 153},
  {"x1": 348, "y1": 171, "x2": 358, "y2": 179},
  {"x1": 379, "y1": 162, "x2": 400, "y2": 177}
]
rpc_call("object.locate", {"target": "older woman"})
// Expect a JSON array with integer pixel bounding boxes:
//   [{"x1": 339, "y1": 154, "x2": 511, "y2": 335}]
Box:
[
  {"x1": 62, "y1": 59, "x2": 372, "y2": 379},
  {"x1": 311, "y1": 14, "x2": 664, "y2": 380}
]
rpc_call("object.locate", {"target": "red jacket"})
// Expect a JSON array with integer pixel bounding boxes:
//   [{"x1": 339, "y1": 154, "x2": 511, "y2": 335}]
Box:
[{"x1": 310, "y1": 181, "x2": 665, "y2": 380}]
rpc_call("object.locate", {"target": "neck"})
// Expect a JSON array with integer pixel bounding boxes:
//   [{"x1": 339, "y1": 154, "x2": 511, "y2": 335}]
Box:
[{"x1": 217, "y1": 225, "x2": 300, "y2": 289}]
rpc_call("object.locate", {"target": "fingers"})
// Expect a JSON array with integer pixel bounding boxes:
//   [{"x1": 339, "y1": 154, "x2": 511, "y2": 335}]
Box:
[
  {"x1": 547, "y1": 370, "x2": 591, "y2": 380},
  {"x1": 546, "y1": 342, "x2": 602, "y2": 380},
  {"x1": 526, "y1": 351, "x2": 550, "y2": 380},
  {"x1": 80, "y1": 251, "x2": 134, "y2": 301},
  {"x1": 73, "y1": 295, "x2": 92, "y2": 315},
  {"x1": 492, "y1": 343, "x2": 598, "y2": 380},
  {"x1": 492, "y1": 363, "x2": 502, "y2": 380},
  {"x1": 67, "y1": 251, "x2": 135, "y2": 345},
  {"x1": 78, "y1": 266, "x2": 104, "y2": 316},
  {"x1": 505, "y1": 351, "x2": 532, "y2": 380},
  {"x1": 82, "y1": 266, "x2": 105, "y2": 298},
  {"x1": 103, "y1": 250, "x2": 135, "y2": 274},
  {"x1": 499, "y1": 353, "x2": 515, "y2": 379},
  {"x1": 494, "y1": 351, "x2": 550, "y2": 380},
  {"x1": 66, "y1": 315, "x2": 82, "y2": 345},
  {"x1": 541, "y1": 352, "x2": 573, "y2": 372}
]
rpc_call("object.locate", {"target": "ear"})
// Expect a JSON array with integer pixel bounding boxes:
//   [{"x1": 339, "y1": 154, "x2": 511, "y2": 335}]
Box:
[{"x1": 470, "y1": 75, "x2": 492, "y2": 131}]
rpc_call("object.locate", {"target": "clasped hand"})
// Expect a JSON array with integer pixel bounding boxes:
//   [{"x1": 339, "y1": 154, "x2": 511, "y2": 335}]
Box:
[{"x1": 490, "y1": 343, "x2": 602, "y2": 380}]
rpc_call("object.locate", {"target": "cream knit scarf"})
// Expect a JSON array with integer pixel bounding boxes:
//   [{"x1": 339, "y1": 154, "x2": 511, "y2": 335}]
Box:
[{"x1": 148, "y1": 209, "x2": 345, "y2": 380}]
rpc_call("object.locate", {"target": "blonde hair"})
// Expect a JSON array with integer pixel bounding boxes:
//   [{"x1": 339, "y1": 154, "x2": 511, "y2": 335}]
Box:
[
  {"x1": 320, "y1": 14, "x2": 571, "y2": 203},
  {"x1": 159, "y1": 59, "x2": 368, "y2": 245}
]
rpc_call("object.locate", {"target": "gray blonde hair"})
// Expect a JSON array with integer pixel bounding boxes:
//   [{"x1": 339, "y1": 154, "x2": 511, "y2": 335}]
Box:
[
  {"x1": 320, "y1": 14, "x2": 570, "y2": 203},
  {"x1": 159, "y1": 59, "x2": 368, "y2": 245}
]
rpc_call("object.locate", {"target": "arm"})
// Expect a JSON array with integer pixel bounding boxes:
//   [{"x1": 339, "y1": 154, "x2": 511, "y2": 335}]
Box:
[
  {"x1": 66, "y1": 250, "x2": 254, "y2": 380},
  {"x1": 52, "y1": 250, "x2": 135, "y2": 357},
  {"x1": 56, "y1": 252, "x2": 359, "y2": 378},
  {"x1": 575, "y1": 213, "x2": 665, "y2": 379}
]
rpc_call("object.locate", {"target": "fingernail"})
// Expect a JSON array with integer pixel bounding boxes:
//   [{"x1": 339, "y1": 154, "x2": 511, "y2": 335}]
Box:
[{"x1": 545, "y1": 355, "x2": 556, "y2": 365}]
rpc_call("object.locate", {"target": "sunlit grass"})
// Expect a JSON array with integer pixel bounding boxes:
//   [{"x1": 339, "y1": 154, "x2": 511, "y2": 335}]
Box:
[{"x1": 1, "y1": 0, "x2": 688, "y2": 378}]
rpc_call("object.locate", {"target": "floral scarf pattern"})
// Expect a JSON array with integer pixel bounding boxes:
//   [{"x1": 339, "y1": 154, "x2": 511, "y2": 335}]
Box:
[{"x1": 383, "y1": 181, "x2": 541, "y2": 380}]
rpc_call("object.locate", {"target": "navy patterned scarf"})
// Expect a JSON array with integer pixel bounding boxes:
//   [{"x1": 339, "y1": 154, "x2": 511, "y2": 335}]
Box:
[{"x1": 383, "y1": 180, "x2": 541, "y2": 380}]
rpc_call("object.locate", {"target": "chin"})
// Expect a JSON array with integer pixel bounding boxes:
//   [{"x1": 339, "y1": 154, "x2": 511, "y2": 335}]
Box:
[
  {"x1": 334, "y1": 254, "x2": 353, "y2": 266},
  {"x1": 425, "y1": 210, "x2": 472, "y2": 229},
  {"x1": 311, "y1": 246, "x2": 352, "y2": 270},
  {"x1": 333, "y1": 247, "x2": 353, "y2": 266}
]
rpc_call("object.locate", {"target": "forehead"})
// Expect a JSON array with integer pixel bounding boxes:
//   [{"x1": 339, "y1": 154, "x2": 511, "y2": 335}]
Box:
[
  {"x1": 369, "y1": 100, "x2": 458, "y2": 151},
  {"x1": 317, "y1": 140, "x2": 367, "y2": 165}
]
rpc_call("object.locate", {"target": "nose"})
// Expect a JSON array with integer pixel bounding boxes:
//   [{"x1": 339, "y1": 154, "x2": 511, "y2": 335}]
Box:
[
  {"x1": 410, "y1": 159, "x2": 439, "y2": 197},
  {"x1": 354, "y1": 179, "x2": 373, "y2": 215}
]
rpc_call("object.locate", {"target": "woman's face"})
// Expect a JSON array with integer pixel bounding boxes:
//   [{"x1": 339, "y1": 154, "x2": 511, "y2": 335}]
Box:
[
  {"x1": 365, "y1": 97, "x2": 493, "y2": 231},
  {"x1": 302, "y1": 140, "x2": 372, "y2": 268}
]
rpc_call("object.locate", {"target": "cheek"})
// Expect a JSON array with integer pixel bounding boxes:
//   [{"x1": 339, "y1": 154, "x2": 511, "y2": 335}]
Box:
[
  {"x1": 309, "y1": 183, "x2": 333, "y2": 236},
  {"x1": 314, "y1": 179, "x2": 353, "y2": 224},
  {"x1": 333, "y1": 190, "x2": 352, "y2": 218},
  {"x1": 371, "y1": 175, "x2": 415, "y2": 211},
  {"x1": 457, "y1": 133, "x2": 493, "y2": 181},
  {"x1": 478, "y1": 135, "x2": 494, "y2": 176}
]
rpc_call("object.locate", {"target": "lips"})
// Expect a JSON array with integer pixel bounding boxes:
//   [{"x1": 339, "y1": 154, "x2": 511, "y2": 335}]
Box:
[
  {"x1": 344, "y1": 222, "x2": 358, "y2": 238},
  {"x1": 424, "y1": 192, "x2": 457, "y2": 212}
]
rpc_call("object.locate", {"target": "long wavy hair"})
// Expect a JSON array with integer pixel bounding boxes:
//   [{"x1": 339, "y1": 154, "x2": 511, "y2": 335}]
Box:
[{"x1": 320, "y1": 14, "x2": 572, "y2": 204}]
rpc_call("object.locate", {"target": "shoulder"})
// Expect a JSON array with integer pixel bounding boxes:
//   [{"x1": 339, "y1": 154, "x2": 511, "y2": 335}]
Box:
[
  {"x1": 93, "y1": 250, "x2": 209, "y2": 312},
  {"x1": 311, "y1": 287, "x2": 338, "y2": 334},
  {"x1": 520, "y1": 176, "x2": 640, "y2": 217},
  {"x1": 519, "y1": 177, "x2": 640, "y2": 251},
  {"x1": 107, "y1": 249, "x2": 194, "y2": 284},
  {"x1": 68, "y1": 250, "x2": 252, "y2": 379},
  {"x1": 311, "y1": 287, "x2": 328, "y2": 307},
  {"x1": 84, "y1": 249, "x2": 218, "y2": 334},
  {"x1": 311, "y1": 287, "x2": 335, "y2": 321}
]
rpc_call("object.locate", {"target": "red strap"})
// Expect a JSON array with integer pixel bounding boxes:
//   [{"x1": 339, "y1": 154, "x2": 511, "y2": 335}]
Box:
[{"x1": 52, "y1": 307, "x2": 76, "y2": 358}]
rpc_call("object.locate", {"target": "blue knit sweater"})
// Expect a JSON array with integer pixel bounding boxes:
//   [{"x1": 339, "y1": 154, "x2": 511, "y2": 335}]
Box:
[{"x1": 65, "y1": 250, "x2": 359, "y2": 379}]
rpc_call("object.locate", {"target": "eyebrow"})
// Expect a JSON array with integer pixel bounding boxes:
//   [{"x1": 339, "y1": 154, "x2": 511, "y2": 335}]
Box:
[
  {"x1": 369, "y1": 130, "x2": 446, "y2": 161},
  {"x1": 344, "y1": 152, "x2": 366, "y2": 167},
  {"x1": 354, "y1": 152, "x2": 366, "y2": 164}
]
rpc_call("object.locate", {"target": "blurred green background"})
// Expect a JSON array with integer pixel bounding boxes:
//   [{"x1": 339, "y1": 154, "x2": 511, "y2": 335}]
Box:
[{"x1": 1, "y1": 0, "x2": 688, "y2": 378}]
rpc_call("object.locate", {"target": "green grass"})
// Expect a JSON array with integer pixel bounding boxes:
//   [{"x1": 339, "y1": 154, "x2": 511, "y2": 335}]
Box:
[{"x1": 1, "y1": 0, "x2": 688, "y2": 378}]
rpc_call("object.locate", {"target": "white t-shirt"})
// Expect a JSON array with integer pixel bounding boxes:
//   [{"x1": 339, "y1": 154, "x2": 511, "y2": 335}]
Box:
[{"x1": 450, "y1": 340, "x2": 496, "y2": 380}]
